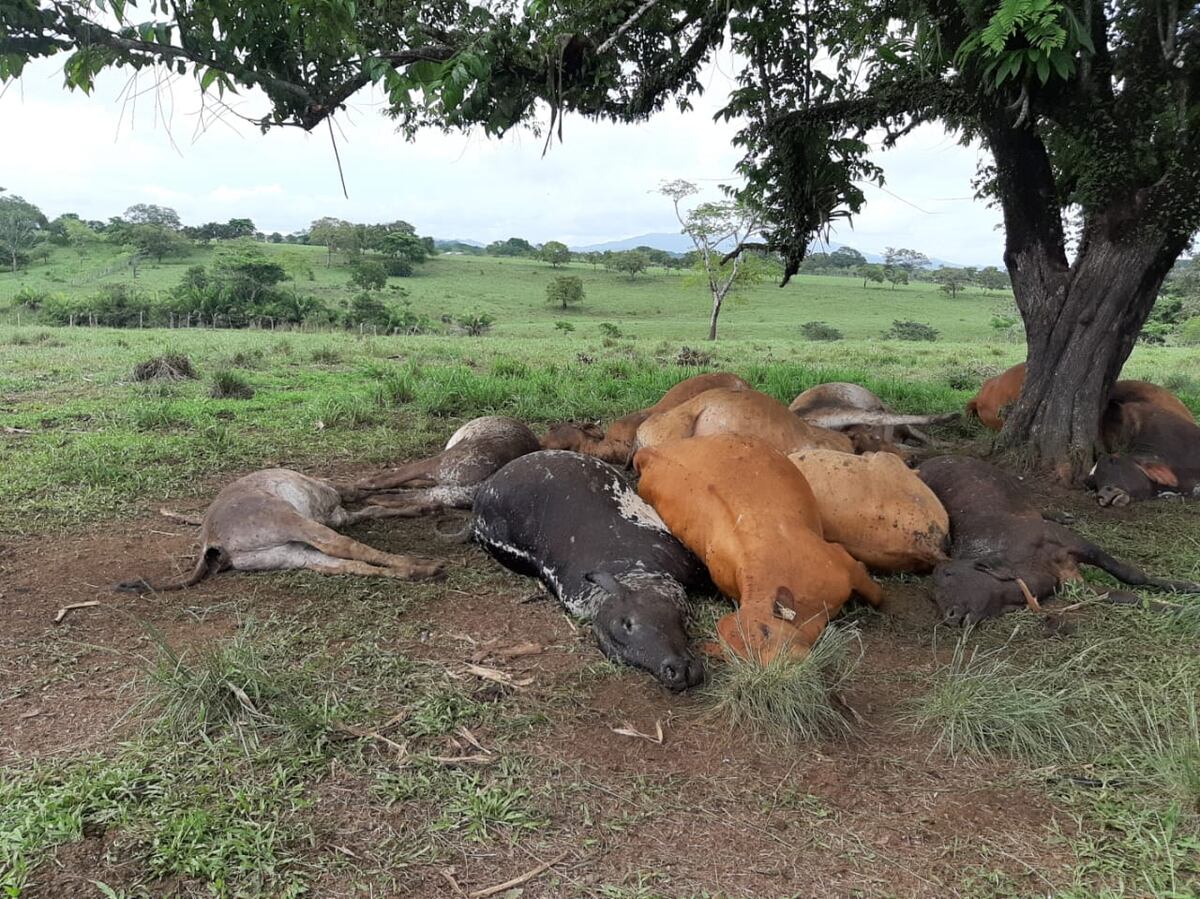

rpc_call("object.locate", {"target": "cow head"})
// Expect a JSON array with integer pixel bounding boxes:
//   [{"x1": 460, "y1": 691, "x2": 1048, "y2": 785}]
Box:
[
  {"x1": 931, "y1": 556, "x2": 1037, "y2": 624},
  {"x1": 1085, "y1": 454, "x2": 1176, "y2": 507},
  {"x1": 714, "y1": 605, "x2": 811, "y2": 666},
  {"x1": 540, "y1": 422, "x2": 604, "y2": 451},
  {"x1": 586, "y1": 571, "x2": 703, "y2": 691}
]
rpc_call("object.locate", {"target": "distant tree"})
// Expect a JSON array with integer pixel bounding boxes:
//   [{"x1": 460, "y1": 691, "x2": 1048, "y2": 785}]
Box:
[
  {"x1": 634, "y1": 245, "x2": 675, "y2": 268},
  {"x1": 349, "y1": 291, "x2": 391, "y2": 327},
  {"x1": 124, "y1": 204, "x2": 181, "y2": 230},
  {"x1": 977, "y1": 266, "x2": 1011, "y2": 293},
  {"x1": 374, "y1": 228, "x2": 430, "y2": 276},
  {"x1": 858, "y1": 263, "x2": 885, "y2": 288},
  {"x1": 883, "y1": 247, "x2": 930, "y2": 274},
  {"x1": 935, "y1": 268, "x2": 970, "y2": 298},
  {"x1": 308, "y1": 217, "x2": 357, "y2": 265},
  {"x1": 127, "y1": 224, "x2": 190, "y2": 263},
  {"x1": 661, "y1": 179, "x2": 762, "y2": 340},
  {"x1": 61, "y1": 217, "x2": 100, "y2": 267},
  {"x1": 582, "y1": 251, "x2": 603, "y2": 269},
  {"x1": 349, "y1": 260, "x2": 388, "y2": 291},
  {"x1": 800, "y1": 252, "x2": 832, "y2": 273},
  {"x1": 486, "y1": 237, "x2": 535, "y2": 257},
  {"x1": 830, "y1": 246, "x2": 866, "y2": 270},
  {"x1": 885, "y1": 268, "x2": 909, "y2": 290},
  {"x1": 613, "y1": 250, "x2": 649, "y2": 281},
  {"x1": 546, "y1": 275, "x2": 585, "y2": 309},
  {"x1": 226, "y1": 218, "x2": 257, "y2": 238},
  {"x1": 0, "y1": 192, "x2": 47, "y2": 272},
  {"x1": 268, "y1": 232, "x2": 283, "y2": 243},
  {"x1": 540, "y1": 240, "x2": 571, "y2": 267}
]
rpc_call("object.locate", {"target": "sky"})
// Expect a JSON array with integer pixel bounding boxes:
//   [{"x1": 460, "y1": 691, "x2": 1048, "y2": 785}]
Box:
[{"x1": 0, "y1": 55, "x2": 1006, "y2": 266}]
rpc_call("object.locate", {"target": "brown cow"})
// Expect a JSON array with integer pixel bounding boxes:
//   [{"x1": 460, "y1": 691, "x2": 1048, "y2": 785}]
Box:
[
  {"x1": 965, "y1": 363, "x2": 1026, "y2": 430},
  {"x1": 635, "y1": 434, "x2": 884, "y2": 663},
  {"x1": 1108, "y1": 381, "x2": 1196, "y2": 425},
  {"x1": 788, "y1": 450, "x2": 949, "y2": 573},
  {"x1": 1088, "y1": 399, "x2": 1200, "y2": 505},
  {"x1": 351, "y1": 416, "x2": 540, "y2": 513},
  {"x1": 789, "y1": 382, "x2": 959, "y2": 448},
  {"x1": 118, "y1": 469, "x2": 445, "y2": 592},
  {"x1": 919, "y1": 456, "x2": 1200, "y2": 622},
  {"x1": 634, "y1": 387, "x2": 854, "y2": 456},
  {"x1": 540, "y1": 371, "x2": 750, "y2": 464}
]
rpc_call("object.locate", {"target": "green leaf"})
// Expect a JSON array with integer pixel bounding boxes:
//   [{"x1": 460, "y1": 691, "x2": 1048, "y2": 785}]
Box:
[
  {"x1": 1035, "y1": 54, "x2": 1050, "y2": 84},
  {"x1": 1049, "y1": 48, "x2": 1072, "y2": 80},
  {"x1": 200, "y1": 67, "x2": 219, "y2": 91}
]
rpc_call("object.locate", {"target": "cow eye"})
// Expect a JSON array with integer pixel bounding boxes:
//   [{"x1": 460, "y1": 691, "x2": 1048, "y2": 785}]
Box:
[{"x1": 622, "y1": 618, "x2": 634, "y2": 633}]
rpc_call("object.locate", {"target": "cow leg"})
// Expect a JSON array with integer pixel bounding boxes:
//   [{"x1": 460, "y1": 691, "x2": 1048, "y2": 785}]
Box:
[
  {"x1": 289, "y1": 520, "x2": 445, "y2": 579},
  {"x1": 366, "y1": 485, "x2": 476, "y2": 514},
  {"x1": 1070, "y1": 533, "x2": 1200, "y2": 593},
  {"x1": 354, "y1": 455, "x2": 444, "y2": 493},
  {"x1": 341, "y1": 500, "x2": 444, "y2": 523},
  {"x1": 231, "y1": 544, "x2": 419, "y2": 579}
]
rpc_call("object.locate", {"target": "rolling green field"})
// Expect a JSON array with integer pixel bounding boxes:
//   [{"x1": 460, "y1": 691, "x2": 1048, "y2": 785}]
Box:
[{"x1": 1, "y1": 244, "x2": 1199, "y2": 898}]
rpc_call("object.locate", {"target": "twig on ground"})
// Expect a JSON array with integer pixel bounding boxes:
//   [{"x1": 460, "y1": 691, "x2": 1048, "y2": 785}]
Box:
[
  {"x1": 159, "y1": 508, "x2": 204, "y2": 526},
  {"x1": 468, "y1": 852, "x2": 570, "y2": 898},
  {"x1": 611, "y1": 719, "x2": 665, "y2": 744},
  {"x1": 54, "y1": 601, "x2": 101, "y2": 624}
]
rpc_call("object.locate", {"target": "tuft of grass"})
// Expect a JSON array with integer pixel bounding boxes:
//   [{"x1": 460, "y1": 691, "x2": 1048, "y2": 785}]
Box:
[
  {"x1": 431, "y1": 773, "x2": 546, "y2": 843},
  {"x1": 132, "y1": 353, "x2": 196, "y2": 381},
  {"x1": 224, "y1": 348, "x2": 264, "y2": 369},
  {"x1": 309, "y1": 345, "x2": 342, "y2": 364},
  {"x1": 208, "y1": 369, "x2": 255, "y2": 399},
  {"x1": 312, "y1": 393, "x2": 382, "y2": 428},
  {"x1": 908, "y1": 630, "x2": 1094, "y2": 760},
  {"x1": 702, "y1": 624, "x2": 863, "y2": 742}
]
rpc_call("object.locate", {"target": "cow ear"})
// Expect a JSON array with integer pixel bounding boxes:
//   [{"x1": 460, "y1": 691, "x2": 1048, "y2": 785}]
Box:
[
  {"x1": 1135, "y1": 460, "x2": 1179, "y2": 487},
  {"x1": 772, "y1": 586, "x2": 798, "y2": 621},
  {"x1": 973, "y1": 556, "x2": 1017, "y2": 581},
  {"x1": 585, "y1": 571, "x2": 626, "y2": 596}
]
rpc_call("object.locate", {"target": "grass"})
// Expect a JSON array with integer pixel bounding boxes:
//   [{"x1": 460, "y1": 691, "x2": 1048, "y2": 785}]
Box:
[
  {"x1": 701, "y1": 623, "x2": 863, "y2": 742},
  {"x1": 208, "y1": 369, "x2": 255, "y2": 399}
]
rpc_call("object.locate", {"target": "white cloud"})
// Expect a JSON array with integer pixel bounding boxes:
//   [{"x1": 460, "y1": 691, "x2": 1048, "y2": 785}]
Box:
[{"x1": 0, "y1": 57, "x2": 1004, "y2": 265}]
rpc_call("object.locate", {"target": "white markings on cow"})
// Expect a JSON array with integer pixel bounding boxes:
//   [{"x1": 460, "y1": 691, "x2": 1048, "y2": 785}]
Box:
[
  {"x1": 1088, "y1": 461, "x2": 1098, "y2": 477},
  {"x1": 608, "y1": 476, "x2": 669, "y2": 532}
]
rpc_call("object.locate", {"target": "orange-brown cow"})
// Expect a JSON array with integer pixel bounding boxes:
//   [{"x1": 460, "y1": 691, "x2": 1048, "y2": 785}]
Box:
[
  {"x1": 1108, "y1": 381, "x2": 1196, "y2": 425},
  {"x1": 540, "y1": 371, "x2": 750, "y2": 464},
  {"x1": 634, "y1": 434, "x2": 883, "y2": 663},
  {"x1": 965, "y1": 363, "x2": 1026, "y2": 430},
  {"x1": 787, "y1": 449, "x2": 949, "y2": 573},
  {"x1": 633, "y1": 387, "x2": 854, "y2": 456}
]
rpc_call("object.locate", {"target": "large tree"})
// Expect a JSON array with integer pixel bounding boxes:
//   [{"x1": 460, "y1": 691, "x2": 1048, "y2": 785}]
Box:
[{"x1": 6, "y1": 0, "x2": 1200, "y2": 472}]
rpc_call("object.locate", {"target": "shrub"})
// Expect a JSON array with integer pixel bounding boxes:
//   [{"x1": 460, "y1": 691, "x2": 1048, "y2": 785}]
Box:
[
  {"x1": 13, "y1": 286, "x2": 50, "y2": 310},
  {"x1": 456, "y1": 312, "x2": 495, "y2": 336},
  {"x1": 348, "y1": 260, "x2": 388, "y2": 291},
  {"x1": 882, "y1": 320, "x2": 939, "y2": 342},
  {"x1": 133, "y1": 354, "x2": 197, "y2": 381},
  {"x1": 800, "y1": 321, "x2": 843, "y2": 341},
  {"x1": 599, "y1": 322, "x2": 623, "y2": 338},
  {"x1": 675, "y1": 345, "x2": 715, "y2": 367},
  {"x1": 554, "y1": 320, "x2": 575, "y2": 333},
  {"x1": 310, "y1": 346, "x2": 342, "y2": 364},
  {"x1": 209, "y1": 370, "x2": 255, "y2": 399}
]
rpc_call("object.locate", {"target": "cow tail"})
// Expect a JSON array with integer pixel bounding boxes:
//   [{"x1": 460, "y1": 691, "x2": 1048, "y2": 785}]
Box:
[{"x1": 114, "y1": 546, "x2": 225, "y2": 594}]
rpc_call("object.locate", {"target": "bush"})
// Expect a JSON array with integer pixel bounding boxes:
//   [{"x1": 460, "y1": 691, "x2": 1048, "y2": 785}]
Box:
[
  {"x1": 133, "y1": 354, "x2": 197, "y2": 382},
  {"x1": 382, "y1": 257, "x2": 414, "y2": 277},
  {"x1": 882, "y1": 320, "x2": 939, "y2": 342},
  {"x1": 800, "y1": 321, "x2": 843, "y2": 341},
  {"x1": 209, "y1": 370, "x2": 255, "y2": 399},
  {"x1": 554, "y1": 320, "x2": 575, "y2": 333},
  {"x1": 13, "y1": 286, "x2": 50, "y2": 310},
  {"x1": 599, "y1": 322, "x2": 623, "y2": 338},
  {"x1": 348, "y1": 260, "x2": 387, "y2": 291},
  {"x1": 1176, "y1": 317, "x2": 1200, "y2": 346},
  {"x1": 675, "y1": 345, "x2": 715, "y2": 366},
  {"x1": 456, "y1": 312, "x2": 495, "y2": 336}
]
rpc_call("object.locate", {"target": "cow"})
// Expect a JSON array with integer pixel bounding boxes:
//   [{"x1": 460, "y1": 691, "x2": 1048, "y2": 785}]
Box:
[
  {"x1": 118, "y1": 469, "x2": 445, "y2": 592},
  {"x1": 349, "y1": 416, "x2": 540, "y2": 514},
  {"x1": 1108, "y1": 381, "x2": 1196, "y2": 425},
  {"x1": 1088, "y1": 400, "x2": 1200, "y2": 506},
  {"x1": 540, "y1": 371, "x2": 751, "y2": 464},
  {"x1": 788, "y1": 382, "x2": 959, "y2": 449},
  {"x1": 788, "y1": 449, "x2": 949, "y2": 573},
  {"x1": 634, "y1": 387, "x2": 855, "y2": 457},
  {"x1": 634, "y1": 434, "x2": 884, "y2": 664},
  {"x1": 965, "y1": 363, "x2": 1026, "y2": 431},
  {"x1": 918, "y1": 456, "x2": 1200, "y2": 623},
  {"x1": 472, "y1": 450, "x2": 708, "y2": 691}
]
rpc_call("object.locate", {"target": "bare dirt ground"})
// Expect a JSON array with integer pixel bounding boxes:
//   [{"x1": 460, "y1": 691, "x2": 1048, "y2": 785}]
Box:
[{"x1": 0, "y1": 473, "x2": 1136, "y2": 898}]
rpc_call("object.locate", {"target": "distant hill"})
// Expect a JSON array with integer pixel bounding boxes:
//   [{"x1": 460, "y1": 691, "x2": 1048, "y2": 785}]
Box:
[{"x1": 442, "y1": 231, "x2": 981, "y2": 268}]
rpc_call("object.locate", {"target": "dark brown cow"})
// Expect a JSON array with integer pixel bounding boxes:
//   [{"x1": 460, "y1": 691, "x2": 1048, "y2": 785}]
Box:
[
  {"x1": 1089, "y1": 400, "x2": 1200, "y2": 506},
  {"x1": 540, "y1": 371, "x2": 750, "y2": 464},
  {"x1": 919, "y1": 456, "x2": 1200, "y2": 623}
]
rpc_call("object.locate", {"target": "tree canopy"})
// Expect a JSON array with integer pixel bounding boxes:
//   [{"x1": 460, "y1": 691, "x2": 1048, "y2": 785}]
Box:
[{"x1": 6, "y1": 0, "x2": 1200, "y2": 468}]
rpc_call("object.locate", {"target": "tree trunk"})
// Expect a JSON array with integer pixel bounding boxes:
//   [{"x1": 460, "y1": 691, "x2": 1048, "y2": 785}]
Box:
[
  {"x1": 984, "y1": 122, "x2": 1187, "y2": 478},
  {"x1": 707, "y1": 295, "x2": 721, "y2": 340}
]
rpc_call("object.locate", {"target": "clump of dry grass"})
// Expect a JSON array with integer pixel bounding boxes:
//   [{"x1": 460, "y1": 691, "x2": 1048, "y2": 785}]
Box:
[{"x1": 133, "y1": 353, "x2": 197, "y2": 381}]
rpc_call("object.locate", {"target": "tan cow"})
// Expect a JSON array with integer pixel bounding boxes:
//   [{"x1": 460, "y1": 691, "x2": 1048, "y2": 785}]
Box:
[
  {"x1": 540, "y1": 371, "x2": 751, "y2": 464},
  {"x1": 634, "y1": 387, "x2": 854, "y2": 456},
  {"x1": 787, "y1": 449, "x2": 949, "y2": 572},
  {"x1": 634, "y1": 434, "x2": 883, "y2": 664}
]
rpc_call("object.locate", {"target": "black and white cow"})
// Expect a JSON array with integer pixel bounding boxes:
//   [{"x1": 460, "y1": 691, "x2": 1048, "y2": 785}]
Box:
[{"x1": 473, "y1": 450, "x2": 708, "y2": 690}]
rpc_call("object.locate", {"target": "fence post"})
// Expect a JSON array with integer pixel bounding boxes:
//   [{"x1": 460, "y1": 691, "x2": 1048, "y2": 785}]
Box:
[{"x1": 139, "y1": 310, "x2": 144, "y2": 328}]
